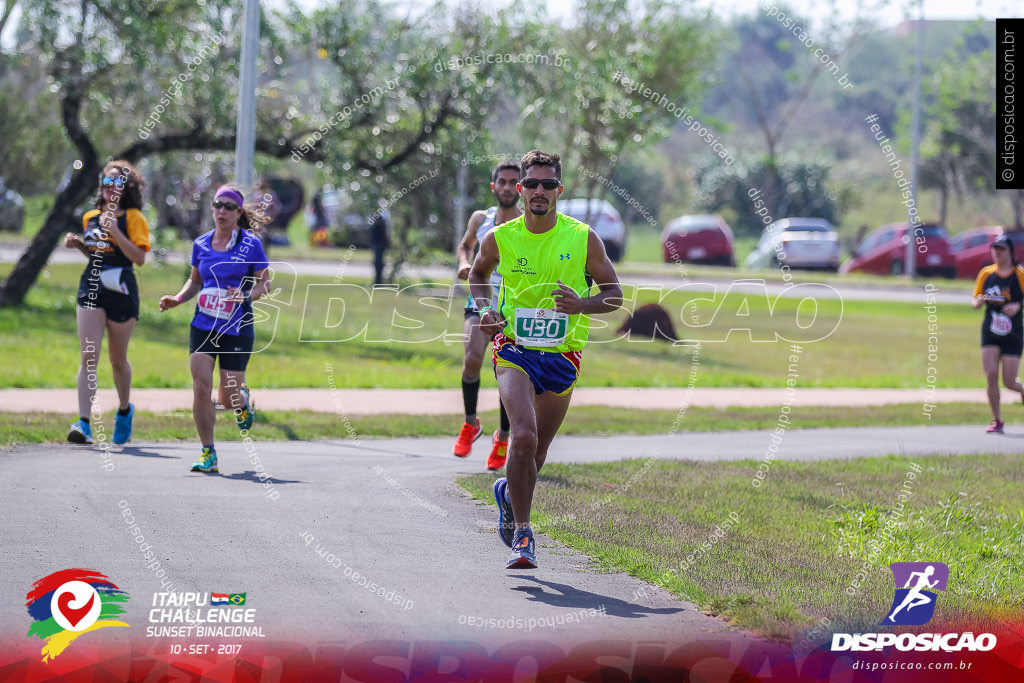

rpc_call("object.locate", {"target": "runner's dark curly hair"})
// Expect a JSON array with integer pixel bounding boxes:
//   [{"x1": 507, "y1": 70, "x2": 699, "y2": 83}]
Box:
[{"x1": 94, "y1": 160, "x2": 145, "y2": 211}]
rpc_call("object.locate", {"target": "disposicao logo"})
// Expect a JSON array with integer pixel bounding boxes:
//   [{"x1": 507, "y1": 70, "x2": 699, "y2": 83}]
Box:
[
  {"x1": 25, "y1": 569, "x2": 130, "y2": 661},
  {"x1": 831, "y1": 562, "x2": 996, "y2": 653},
  {"x1": 884, "y1": 562, "x2": 947, "y2": 626}
]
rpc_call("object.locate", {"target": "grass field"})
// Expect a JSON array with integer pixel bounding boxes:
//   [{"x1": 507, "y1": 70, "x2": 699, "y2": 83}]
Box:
[
  {"x1": 0, "y1": 261, "x2": 984, "y2": 390},
  {"x1": 0, "y1": 402, "x2": 1000, "y2": 448},
  {"x1": 459, "y1": 453, "x2": 1023, "y2": 641}
]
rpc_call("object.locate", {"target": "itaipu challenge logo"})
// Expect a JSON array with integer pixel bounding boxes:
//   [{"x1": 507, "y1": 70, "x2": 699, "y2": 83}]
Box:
[{"x1": 25, "y1": 569, "x2": 130, "y2": 661}]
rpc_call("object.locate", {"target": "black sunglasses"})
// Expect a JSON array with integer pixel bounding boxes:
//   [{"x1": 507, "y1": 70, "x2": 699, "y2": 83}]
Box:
[
  {"x1": 520, "y1": 178, "x2": 561, "y2": 190},
  {"x1": 212, "y1": 201, "x2": 240, "y2": 211}
]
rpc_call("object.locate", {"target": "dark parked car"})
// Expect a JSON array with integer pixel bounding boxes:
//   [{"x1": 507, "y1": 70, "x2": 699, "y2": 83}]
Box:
[
  {"x1": 661, "y1": 214, "x2": 735, "y2": 266},
  {"x1": 841, "y1": 222, "x2": 956, "y2": 278}
]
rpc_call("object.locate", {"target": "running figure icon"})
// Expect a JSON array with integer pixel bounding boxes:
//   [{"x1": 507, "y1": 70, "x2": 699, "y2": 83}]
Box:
[
  {"x1": 887, "y1": 565, "x2": 938, "y2": 622},
  {"x1": 884, "y1": 562, "x2": 948, "y2": 626}
]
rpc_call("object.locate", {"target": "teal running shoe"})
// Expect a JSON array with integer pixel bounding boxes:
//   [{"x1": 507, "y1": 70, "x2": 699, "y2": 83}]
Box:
[
  {"x1": 235, "y1": 385, "x2": 255, "y2": 431},
  {"x1": 190, "y1": 446, "x2": 219, "y2": 473}
]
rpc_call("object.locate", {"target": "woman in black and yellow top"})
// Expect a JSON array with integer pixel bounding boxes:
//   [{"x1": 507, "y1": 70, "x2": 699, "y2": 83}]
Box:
[
  {"x1": 971, "y1": 233, "x2": 1024, "y2": 433},
  {"x1": 63, "y1": 160, "x2": 150, "y2": 445}
]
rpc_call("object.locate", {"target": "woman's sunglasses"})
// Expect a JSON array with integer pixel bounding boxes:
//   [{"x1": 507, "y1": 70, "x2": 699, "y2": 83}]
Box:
[
  {"x1": 101, "y1": 176, "x2": 126, "y2": 188},
  {"x1": 520, "y1": 178, "x2": 561, "y2": 190},
  {"x1": 212, "y1": 201, "x2": 240, "y2": 211}
]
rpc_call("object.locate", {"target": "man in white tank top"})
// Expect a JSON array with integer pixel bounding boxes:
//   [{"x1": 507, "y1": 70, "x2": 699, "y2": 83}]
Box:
[{"x1": 453, "y1": 161, "x2": 522, "y2": 468}]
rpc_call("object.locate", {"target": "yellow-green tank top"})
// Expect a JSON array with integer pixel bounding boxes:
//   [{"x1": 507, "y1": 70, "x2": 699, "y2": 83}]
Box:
[{"x1": 494, "y1": 212, "x2": 591, "y2": 352}]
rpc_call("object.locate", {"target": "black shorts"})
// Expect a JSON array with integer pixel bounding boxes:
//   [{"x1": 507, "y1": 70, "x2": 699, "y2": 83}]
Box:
[
  {"x1": 76, "y1": 268, "x2": 139, "y2": 323},
  {"x1": 982, "y1": 332, "x2": 1024, "y2": 356},
  {"x1": 189, "y1": 325, "x2": 254, "y2": 371}
]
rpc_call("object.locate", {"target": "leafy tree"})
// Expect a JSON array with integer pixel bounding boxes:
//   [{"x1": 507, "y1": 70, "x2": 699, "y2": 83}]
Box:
[
  {"x1": 279, "y1": 2, "x2": 536, "y2": 270},
  {"x1": 903, "y1": 49, "x2": 999, "y2": 227},
  {"x1": 515, "y1": 0, "x2": 715, "y2": 209},
  {"x1": 0, "y1": 0, "x2": 318, "y2": 306},
  {"x1": 700, "y1": 4, "x2": 877, "y2": 226},
  {"x1": 698, "y1": 157, "x2": 842, "y2": 237},
  {"x1": 0, "y1": 48, "x2": 69, "y2": 195}
]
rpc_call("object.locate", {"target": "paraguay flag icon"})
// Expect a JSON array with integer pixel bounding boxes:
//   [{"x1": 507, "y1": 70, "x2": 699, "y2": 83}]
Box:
[
  {"x1": 25, "y1": 569, "x2": 130, "y2": 661},
  {"x1": 883, "y1": 562, "x2": 949, "y2": 626}
]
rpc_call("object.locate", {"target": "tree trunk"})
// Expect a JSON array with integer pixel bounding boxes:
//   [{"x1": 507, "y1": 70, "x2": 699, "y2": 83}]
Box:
[
  {"x1": 0, "y1": 126, "x2": 322, "y2": 307},
  {"x1": 1010, "y1": 189, "x2": 1023, "y2": 230},
  {"x1": 1, "y1": 75, "x2": 447, "y2": 307},
  {"x1": 0, "y1": 167, "x2": 100, "y2": 307}
]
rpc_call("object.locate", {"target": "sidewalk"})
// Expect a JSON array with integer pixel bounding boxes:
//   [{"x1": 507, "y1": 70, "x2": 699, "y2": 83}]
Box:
[{"x1": 0, "y1": 387, "x2": 997, "y2": 414}]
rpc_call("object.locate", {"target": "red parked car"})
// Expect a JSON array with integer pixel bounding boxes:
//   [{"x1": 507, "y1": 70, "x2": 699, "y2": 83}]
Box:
[
  {"x1": 841, "y1": 222, "x2": 956, "y2": 278},
  {"x1": 661, "y1": 214, "x2": 736, "y2": 266},
  {"x1": 950, "y1": 226, "x2": 1024, "y2": 279}
]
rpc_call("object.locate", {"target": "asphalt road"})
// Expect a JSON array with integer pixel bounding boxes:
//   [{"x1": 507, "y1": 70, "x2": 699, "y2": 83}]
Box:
[
  {"x1": 0, "y1": 386, "x2": 1012, "y2": 414},
  {"x1": 1, "y1": 243, "x2": 969, "y2": 304},
  {"x1": 0, "y1": 425, "x2": 1014, "y2": 657}
]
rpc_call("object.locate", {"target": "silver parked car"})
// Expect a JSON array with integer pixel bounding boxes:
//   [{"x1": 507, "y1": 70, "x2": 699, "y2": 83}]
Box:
[
  {"x1": 745, "y1": 217, "x2": 840, "y2": 272},
  {"x1": 559, "y1": 198, "x2": 626, "y2": 262}
]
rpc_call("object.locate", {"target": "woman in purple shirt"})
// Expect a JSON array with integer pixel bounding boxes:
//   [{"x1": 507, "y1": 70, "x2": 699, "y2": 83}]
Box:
[{"x1": 159, "y1": 185, "x2": 271, "y2": 473}]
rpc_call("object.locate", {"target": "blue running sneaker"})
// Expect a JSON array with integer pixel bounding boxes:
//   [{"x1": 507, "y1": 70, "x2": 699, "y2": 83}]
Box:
[
  {"x1": 190, "y1": 446, "x2": 219, "y2": 473},
  {"x1": 235, "y1": 385, "x2": 255, "y2": 431},
  {"x1": 493, "y1": 477, "x2": 515, "y2": 548},
  {"x1": 67, "y1": 419, "x2": 93, "y2": 445},
  {"x1": 113, "y1": 403, "x2": 134, "y2": 444},
  {"x1": 506, "y1": 528, "x2": 537, "y2": 569}
]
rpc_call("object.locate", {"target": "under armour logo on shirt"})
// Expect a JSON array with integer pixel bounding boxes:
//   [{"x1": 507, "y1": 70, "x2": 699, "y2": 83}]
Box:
[{"x1": 559, "y1": 253, "x2": 571, "y2": 260}]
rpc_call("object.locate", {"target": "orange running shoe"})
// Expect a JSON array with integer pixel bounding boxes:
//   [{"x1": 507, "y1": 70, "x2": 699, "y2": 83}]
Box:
[
  {"x1": 453, "y1": 418, "x2": 483, "y2": 457},
  {"x1": 486, "y1": 431, "x2": 508, "y2": 471}
]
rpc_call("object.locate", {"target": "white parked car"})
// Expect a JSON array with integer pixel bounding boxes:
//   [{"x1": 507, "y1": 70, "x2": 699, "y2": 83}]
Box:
[
  {"x1": 559, "y1": 198, "x2": 626, "y2": 262},
  {"x1": 745, "y1": 217, "x2": 840, "y2": 272}
]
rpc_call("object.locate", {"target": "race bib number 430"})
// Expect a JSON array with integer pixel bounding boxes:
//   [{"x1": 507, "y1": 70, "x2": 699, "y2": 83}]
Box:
[{"x1": 514, "y1": 308, "x2": 568, "y2": 347}]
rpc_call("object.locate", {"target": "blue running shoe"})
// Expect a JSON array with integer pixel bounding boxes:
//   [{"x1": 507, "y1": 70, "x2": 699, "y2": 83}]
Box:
[
  {"x1": 493, "y1": 477, "x2": 515, "y2": 548},
  {"x1": 235, "y1": 385, "x2": 255, "y2": 431},
  {"x1": 67, "y1": 419, "x2": 93, "y2": 445},
  {"x1": 190, "y1": 446, "x2": 219, "y2": 473},
  {"x1": 506, "y1": 528, "x2": 537, "y2": 569},
  {"x1": 113, "y1": 403, "x2": 134, "y2": 444}
]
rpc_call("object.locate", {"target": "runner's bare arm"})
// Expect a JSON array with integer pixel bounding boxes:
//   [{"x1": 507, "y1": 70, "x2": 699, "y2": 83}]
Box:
[
  {"x1": 553, "y1": 229, "x2": 623, "y2": 315},
  {"x1": 469, "y1": 231, "x2": 503, "y2": 335},
  {"x1": 226, "y1": 267, "x2": 272, "y2": 303},
  {"x1": 63, "y1": 232, "x2": 91, "y2": 258},
  {"x1": 159, "y1": 266, "x2": 203, "y2": 312},
  {"x1": 456, "y1": 211, "x2": 487, "y2": 280},
  {"x1": 972, "y1": 270, "x2": 988, "y2": 308},
  {"x1": 101, "y1": 213, "x2": 147, "y2": 266}
]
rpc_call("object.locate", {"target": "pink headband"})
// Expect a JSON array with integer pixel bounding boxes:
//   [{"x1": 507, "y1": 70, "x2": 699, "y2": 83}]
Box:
[{"x1": 214, "y1": 187, "x2": 244, "y2": 208}]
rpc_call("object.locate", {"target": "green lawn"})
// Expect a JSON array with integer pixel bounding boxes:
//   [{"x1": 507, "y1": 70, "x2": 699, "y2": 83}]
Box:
[
  {"x1": 0, "y1": 402, "x2": 999, "y2": 448},
  {"x1": 0, "y1": 261, "x2": 984, "y2": 390},
  {"x1": 459, "y1": 453, "x2": 1022, "y2": 641}
]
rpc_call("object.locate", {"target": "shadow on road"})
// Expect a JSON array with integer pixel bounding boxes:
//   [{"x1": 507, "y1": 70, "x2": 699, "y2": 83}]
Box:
[
  {"x1": 510, "y1": 576, "x2": 684, "y2": 619},
  {"x1": 220, "y1": 470, "x2": 303, "y2": 486},
  {"x1": 117, "y1": 446, "x2": 177, "y2": 459}
]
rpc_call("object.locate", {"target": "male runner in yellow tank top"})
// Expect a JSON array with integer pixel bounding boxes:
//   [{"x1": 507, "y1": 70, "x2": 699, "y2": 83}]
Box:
[{"x1": 470, "y1": 149, "x2": 623, "y2": 569}]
